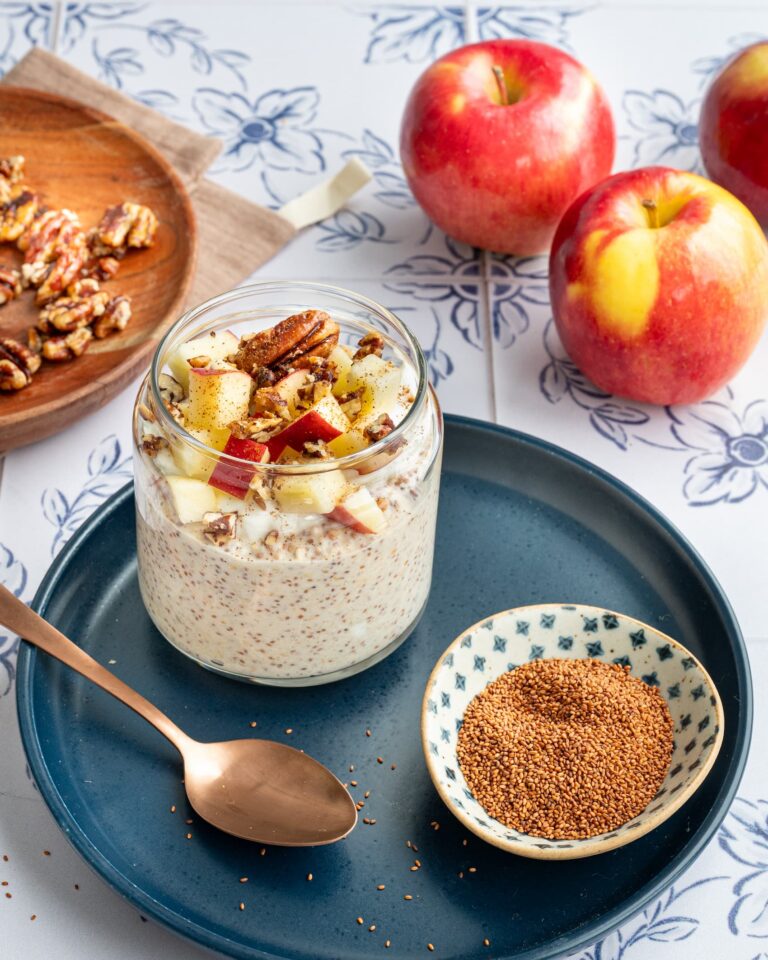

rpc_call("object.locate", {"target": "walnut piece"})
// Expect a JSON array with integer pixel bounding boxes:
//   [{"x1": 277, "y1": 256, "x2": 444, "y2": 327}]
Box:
[
  {"x1": 251, "y1": 387, "x2": 290, "y2": 419},
  {"x1": 337, "y1": 387, "x2": 364, "y2": 421},
  {"x1": 94, "y1": 202, "x2": 158, "y2": 252},
  {"x1": 202, "y1": 512, "x2": 237, "y2": 545},
  {"x1": 92, "y1": 295, "x2": 131, "y2": 339},
  {"x1": 0, "y1": 337, "x2": 41, "y2": 391},
  {"x1": 141, "y1": 435, "x2": 169, "y2": 457},
  {"x1": 42, "y1": 327, "x2": 92, "y2": 362},
  {"x1": 234, "y1": 310, "x2": 339, "y2": 375},
  {"x1": 0, "y1": 265, "x2": 22, "y2": 305},
  {"x1": 228, "y1": 415, "x2": 283, "y2": 441},
  {"x1": 302, "y1": 439, "x2": 332, "y2": 459},
  {"x1": 37, "y1": 289, "x2": 110, "y2": 333}
]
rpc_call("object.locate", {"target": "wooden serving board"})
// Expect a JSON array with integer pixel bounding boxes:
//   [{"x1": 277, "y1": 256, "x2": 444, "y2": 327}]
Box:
[{"x1": 0, "y1": 86, "x2": 197, "y2": 451}]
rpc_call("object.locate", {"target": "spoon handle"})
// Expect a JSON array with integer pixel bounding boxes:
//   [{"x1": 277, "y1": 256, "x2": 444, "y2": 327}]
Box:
[{"x1": 0, "y1": 583, "x2": 192, "y2": 754}]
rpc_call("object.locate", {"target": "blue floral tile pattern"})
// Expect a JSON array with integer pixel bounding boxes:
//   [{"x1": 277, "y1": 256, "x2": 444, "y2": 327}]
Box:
[{"x1": 423, "y1": 604, "x2": 723, "y2": 859}]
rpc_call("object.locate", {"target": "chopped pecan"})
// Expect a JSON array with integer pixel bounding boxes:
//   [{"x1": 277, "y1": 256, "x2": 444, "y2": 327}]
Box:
[
  {"x1": 353, "y1": 332, "x2": 385, "y2": 361},
  {"x1": 253, "y1": 365, "x2": 277, "y2": 388},
  {"x1": 18, "y1": 208, "x2": 83, "y2": 267},
  {"x1": 92, "y1": 295, "x2": 131, "y2": 339},
  {"x1": 0, "y1": 188, "x2": 39, "y2": 243},
  {"x1": 80, "y1": 252, "x2": 121, "y2": 281},
  {"x1": 337, "y1": 387, "x2": 364, "y2": 421},
  {"x1": 277, "y1": 355, "x2": 337, "y2": 383},
  {"x1": 0, "y1": 337, "x2": 41, "y2": 391},
  {"x1": 228, "y1": 415, "x2": 283, "y2": 441},
  {"x1": 158, "y1": 373, "x2": 184, "y2": 404},
  {"x1": 67, "y1": 277, "x2": 101, "y2": 298},
  {"x1": 263, "y1": 529, "x2": 280, "y2": 550},
  {"x1": 233, "y1": 310, "x2": 339, "y2": 374},
  {"x1": 0, "y1": 157, "x2": 24, "y2": 205},
  {"x1": 202, "y1": 512, "x2": 237, "y2": 545},
  {"x1": 251, "y1": 387, "x2": 290, "y2": 419},
  {"x1": 141, "y1": 435, "x2": 168, "y2": 457},
  {"x1": 94, "y1": 202, "x2": 158, "y2": 252},
  {"x1": 364, "y1": 413, "x2": 395, "y2": 443},
  {"x1": 38, "y1": 289, "x2": 110, "y2": 333},
  {"x1": 42, "y1": 327, "x2": 92, "y2": 362},
  {"x1": 187, "y1": 354, "x2": 211, "y2": 369},
  {"x1": 302, "y1": 439, "x2": 332, "y2": 460},
  {"x1": 376, "y1": 497, "x2": 389, "y2": 512},
  {"x1": 0, "y1": 265, "x2": 22, "y2": 305}
]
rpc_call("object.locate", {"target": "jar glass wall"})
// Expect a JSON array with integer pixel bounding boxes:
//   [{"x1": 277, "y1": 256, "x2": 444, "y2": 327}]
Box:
[{"x1": 132, "y1": 282, "x2": 443, "y2": 685}]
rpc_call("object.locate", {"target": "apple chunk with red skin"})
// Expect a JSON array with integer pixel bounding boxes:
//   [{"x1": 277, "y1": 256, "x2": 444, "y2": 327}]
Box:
[
  {"x1": 549, "y1": 166, "x2": 768, "y2": 405},
  {"x1": 700, "y1": 42, "x2": 768, "y2": 225},
  {"x1": 266, "y1": 395, "x2": 349, "y2": 459},
  {"x1": 208, "y1": 436, "x2": 270, "y2": 499},
  {"x1": 400, "y1": 39, "x2": 615, "y2": 255},
  {"x1": 328, "y1": 486, "x2": 386, "y2": 534}
]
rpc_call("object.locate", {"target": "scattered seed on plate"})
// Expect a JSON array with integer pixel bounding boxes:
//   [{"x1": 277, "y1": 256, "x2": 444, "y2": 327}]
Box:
[
  {"x1": 391, "y1": 764, "x2": 397, "y2": 770},
  {"x1": 369, "y1": 925, "x2": 376, "y2": 932},
  {"x1": 356, "y1": 917, "x2": 364, "y2": 925},
  {"x1": 410, "y1": 866, "x2": 419, "y2": 872},
  {"x1": 5, "y1": 893, "x2": 11, "y2": 899},
  {"x1": 365, "y1": 730, "x2": 371, "y2": 737},
  {"x1": 285, "y1": 728, "x2": 293, "y2": 735},
  {"x1": 350, "y1": 781, "x2": 358, "y2": 787},
  {"x1": 462, "y1": 839, "x2": 468, "y2": 847},
  {"x1": 249, "y1": 721, "x2": 257, "y2": 728},
  {"x1": 30, "y1": 915, "x2": 36, "y2": 921},
  {"x1": 74, "y1": 884, "x2": 79, "y2": 891},
  {"x1": 364, "y1": 791, "x2": 371, "y2": 799},
  {"x1": 483, "y1": 939, "x2": 491, "y2": 947},
  {"x1": 170, "y1": 805, "x2": 176, "y2": 814},
  {"x1": 376, "y1": 884, "x2": 385, "y2": 891},
  {"x1": 376, "y1": 757, "x2": 384, "y2": 764},
  {"x1": 469, "y1": 867, "x2": 477, "y2": 874},
  {"x1": 349, "y1": 765, "x2": 355, "y2": 772},
  {"x1": 239, "y1": 877, "x2": 248, "y2": 884},
  {"x1": 185, "y1": 819, "x2": 193, "y2": 825},
  {"x1": 385, "y1": 940, "x2": 391, "y2": 948},
  {"x1": 260, "y1": 848, "x2": 266, "y2": 856},
  {"x1": 404, "y1": 895, "x2": 413, "y2": 901},
  {"x1": 239, "y1": 903, "x2": 245, "y2": 911},
  {"x1": 458, "y1": 872, "x2": 464, "y2": 879},
  {"x1": 2, "y1": 856, "x2": 7, "y2": 862},
  {"x1": 42, "y1": 850, "x2": 50, "y2": 856},
  {"x1": 186, "y1": 833, "x2": 192, "y2": 840},
  {"x1": 414, "y1": 859, "x2": 421, "y2": 867},
  {"x1": 427, "y1": 944, "x2": 435, "y2": 952},
  {"x1": 430, "y1": 822, "x2": 440, "y2": 831},
  {"x1": 307, "y1": 873, "x2": 313, "y2": 882}
]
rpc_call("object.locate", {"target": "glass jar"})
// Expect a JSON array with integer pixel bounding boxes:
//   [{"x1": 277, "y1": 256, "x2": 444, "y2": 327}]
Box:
[{"x1": 132, "y1": 281, "x2": 443, "y2": 686}]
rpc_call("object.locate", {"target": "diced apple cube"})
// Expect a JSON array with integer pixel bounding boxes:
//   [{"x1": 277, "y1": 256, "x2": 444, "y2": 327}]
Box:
[
  {"x1": 166, "y1": 476, "x2": 218, "y2": 524},
  {"x1": 327, "y1": 428, "x2": 369, "y2": 458},
  {"x1": 186, "y1": 368, "x2": 252, "y2": 431},
  {"x1": 328, "y1": 486, "x2": 387, "y2": 534},
  {"x1": 273, "y1": 470, "x2": 348, "y2": 515},
  {"x1": 330, "y1": 345, "x2": 355, "y2": 396},
  {"x1": 273, "y1": 368, "x2": 315, "y2": 417},
  {"x1": 266, "y1": 395, "x2": 349, "y2": 459},
  {"x1": 208, "y1": 436, "x2": 270, "y2": 499},
  {"x1": 167, "y1": 330, "x2": 239, "y2": 390},
  {"x1": 349, "y1": 355, "x2": 402, "y2": 427}
]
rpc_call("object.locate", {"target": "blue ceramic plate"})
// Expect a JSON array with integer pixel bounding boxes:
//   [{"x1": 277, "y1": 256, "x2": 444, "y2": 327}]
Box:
[{"x1": 17, "y1": 416, "x2": 752, "y2": 960}]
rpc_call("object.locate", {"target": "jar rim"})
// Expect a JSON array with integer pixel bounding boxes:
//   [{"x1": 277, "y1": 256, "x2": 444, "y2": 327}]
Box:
[{"x1": 149, "y1": 280, "x2": 431, "y2": 474}]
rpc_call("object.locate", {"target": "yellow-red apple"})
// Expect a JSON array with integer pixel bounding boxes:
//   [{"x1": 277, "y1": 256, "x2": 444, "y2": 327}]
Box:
[
  {"x1": 700, "y1": 42, "x2": 768, "y2": 225},
  {"x1": 549, "y1": 166, "x2": 768, "y2": 405},
  {"x1": 400, "y1": 39, "x2": 615, "y2": 255}
]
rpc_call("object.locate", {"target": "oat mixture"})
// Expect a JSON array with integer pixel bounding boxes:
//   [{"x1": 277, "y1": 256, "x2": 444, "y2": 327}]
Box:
[{"x1": 457, "y1": 658, "x2": 674, "y2": 839}]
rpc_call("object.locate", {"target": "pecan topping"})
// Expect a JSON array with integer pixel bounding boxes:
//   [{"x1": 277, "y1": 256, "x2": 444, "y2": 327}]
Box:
[
  {"x1": 67, "y1": 277, "x2": 101, "y2": 298},
  {"x1": 18, "y1": 208, "x2": 83, "y2": 265},
  {"x1": 38, "y1": 289, "x2": 110, "y2": 332},
  {"x1": 234, "y1": 310, "x2": 339, "y2": 375},
  {"x1": 27, "y1": 327, "x2": 43, "y2": 354},
  {"x1": 94, "y1": 202, "x2": 158, "y2": 252},
  {"x1": 354, "y1": 332, "x2": 385, "y2": 361},
  {"x1": 80, "y1": 253, "x2": 121, "y2": 281},
  {"x1": 34, "y1": 240, "x2": 88, "y2": 304},
  {"x1": 228, "y1": 415, "x2": 283, "y2": 441},
  {"x1": 92, "y1": 295, "x2": 131, "y2": 339},
  {"x1": 187, "y1": 354, "x2": 211, "y2": 369},
  {"x1": 0, "y1": 188, "x2": 39, "y2": 243},
  {"x1": 364, "y1": 413, "x2": 395, "y2": 443},
  {"x1": 337, "y1": 387, "x2": 364, "y2": 421},
  {"x1": 42, "y1": 327, "x2": 92, "y2": 362},
  {"x1": 0, "y1": 156, "x2": 24, "y2": 186},
  {"x1": 202, "y1": 512, "x2": 237, "y2": 545},
  {"x1": 0, "y1": 265, "x2": 22, "y2": 305},
  {"x1": 251, "y1": 387, "x2": 290, "y2": 419},
  {"x1": 141, "y1": 435, "x2": 168, "y2": 457},
  {"x1": 0, "y1": 337, "x2": 41, "y2": 391}
]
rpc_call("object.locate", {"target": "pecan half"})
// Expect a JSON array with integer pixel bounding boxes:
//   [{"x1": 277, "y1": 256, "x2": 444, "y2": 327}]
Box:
[
  {"x1": 92, "y1": 295, "x2": 131, "y2": 339},
  {"x1": 202, "y1": 512, "x2": 237, "y2": 545},
  {"x1": 18, "y1": 208, "x2": 82, "y2": 263},
  {"x1": 38, "y1": 289, "x2": 109, "y2": 333},
  {"x1": 80, "y1": 252, "x2": 121, "y2": 281},
  {"x1": 35, "y1": 240, "x2": 88, "y2": 304},
  {"x1": 94, "y1": 202, "x2": 158, "y2": 252},
  {"x1": 42, "y1": 327, "x2": 92, "y2": 362},
  {"x1": 353, "y1": 332, "x2": 385, "y2": 361},
  {"x1": 233, "y1": 310, "x2": 339, "y2": 375},
  {"x1": 0, "y1": 337, "x2": 41, "y2": 391},
  {"x1": 0, "y1": 188, "x2": 39, "y2": 243},
  {"x1": 0, "y1": 265, "x2": 22, "y2": 305}
]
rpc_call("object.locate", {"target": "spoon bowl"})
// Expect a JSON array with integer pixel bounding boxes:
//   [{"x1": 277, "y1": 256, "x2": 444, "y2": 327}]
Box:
[
  {"x1": 184, "y1": 738, "x2": 357, "y2": 845},
  {"x1": 0, "y1": 583, "x2": 357, "y2": 846}
]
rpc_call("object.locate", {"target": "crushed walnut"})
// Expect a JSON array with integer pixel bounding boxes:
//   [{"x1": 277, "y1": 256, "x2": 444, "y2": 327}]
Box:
[
  {"x1": 141, "y1": 435, "x2": 169, "y2": 457},
  {"x1": 302, "y1": 439, "x2": 332, "y2": 459},
  {"x1": 353, "y1": 332, "x2": 385, "y2": 361},
  {"x1": 364, "y1": 414, "x2": 395, "y2": 443},
  {"x1": 202, "y1": 512, "x2": 237, "y2": 546}
]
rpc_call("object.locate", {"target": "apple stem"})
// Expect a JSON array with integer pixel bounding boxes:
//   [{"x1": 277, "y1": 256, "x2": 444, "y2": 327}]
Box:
[
  {"x1": 492, "y1": 65, "x2": 508, "y2": 106},
  {"x1": 642, "y1": 198, "x2": 660, "y2": 229}
]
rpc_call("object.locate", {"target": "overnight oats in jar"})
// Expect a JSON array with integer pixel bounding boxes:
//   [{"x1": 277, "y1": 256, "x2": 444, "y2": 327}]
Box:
[{"x1": 132, "y1": 282, "x2": 443, "y2": 685}]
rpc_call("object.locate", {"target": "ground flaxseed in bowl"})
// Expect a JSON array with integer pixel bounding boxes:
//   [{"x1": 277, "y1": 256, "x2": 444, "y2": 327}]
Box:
[{"x1": 456, "y1": 658, "x2": 674, "y2": 840}]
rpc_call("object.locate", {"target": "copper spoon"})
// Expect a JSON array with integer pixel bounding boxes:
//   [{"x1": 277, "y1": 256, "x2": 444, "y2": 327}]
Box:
[{"x1": 0, "y1": 584, "x2": 357, "y2": 846}]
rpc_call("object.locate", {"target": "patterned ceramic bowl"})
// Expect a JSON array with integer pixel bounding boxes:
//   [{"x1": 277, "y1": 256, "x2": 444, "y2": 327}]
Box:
[{"x1": 421, "y1": 603, "x2": 724, "y2": 860}]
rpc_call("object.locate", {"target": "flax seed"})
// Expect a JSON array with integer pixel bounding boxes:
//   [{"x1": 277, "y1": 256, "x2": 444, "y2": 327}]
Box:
[
  {"x1": 385, "y1": 940, "x2": 391, "y2": 948},
  {"x1": 457, "y1": 658, "x2": 674, "y2": 840},
  {"x1": 170, "y1": 805, "x2": 176, "y2": 813},
  {"x1": 366, "y1": 730, "x2": 371, "y2": 737},
  {"x1": 30, "y1": 915, "x2": 36, "y2": 921},
  {"x1": 307, "y1": 873, "x2": 313, "y2": 881},
  {"x1": 357, "y1": 917, "x2": 364, "y2": 925},
  {"x1": 468, "y1": 867, "x2": 477, "y2": 873},
  {"x1": 239, "y1": 902, "x2": 245, "y2": 911},
  {"x1": 369, "y1": 925, "x2": 376, "y2": 932},
  {"x1": 285, "y1": 728, "x2": 293, "y2": 735},
  {"x1": 427, "y1": 944, "x2": 435, "y2": 952},
  {"x1": 483, "y1": 939, "x2": 490, "y2": 947},
  {"x1": 186, "y1": 833, "x2": 192, "y2": 840},
  {"x1": 376, "y1": 884, "x2": 385, "y2": 890},
  {"x1": 42, "y1": 850, "x2": 50, "y2": 856},
  {"x1": 240, "y1": 877, "x2": 248, "y2": 883},
  {"x1": 377, "y1": 757, "x2": 383, "y2": 764},
  {"x1": 364, "y1": 790, "x2": 371, "y2": 799},
  {"x1": 404, "y1": 895, "x2": 413, "y2": 901},
  {"x1": 250, "y1": 721, "x2": 257, "y2": 728},
  {"x1": 350, "y1": 781, "x2": 358, "y2": 787}
]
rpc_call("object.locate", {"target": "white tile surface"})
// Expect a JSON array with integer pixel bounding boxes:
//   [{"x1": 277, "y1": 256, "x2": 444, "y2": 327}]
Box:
[{"x1": 2, "y1": 1, "x2": 768, "y2": 958}]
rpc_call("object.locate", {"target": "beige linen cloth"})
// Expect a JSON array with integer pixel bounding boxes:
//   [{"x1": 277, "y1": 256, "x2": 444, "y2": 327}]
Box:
[{"x1": 2, "y1": 48, "x2": 370, "y2": 305}]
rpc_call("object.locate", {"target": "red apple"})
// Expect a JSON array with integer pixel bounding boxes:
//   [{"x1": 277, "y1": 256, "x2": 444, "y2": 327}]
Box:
[
  {"x1": 400, "y1": 39, "x2": 615, "y2": 255},
  {"x1": 328, "y1": 487, "x2": 386, "y2": 534},
  {"x1": 549, "y1": 166, "x2": 768, "y2": 405},
  {"x1": 700, "y1": 42, "x2": 768, "y2": 225},
  {"x1": 208, "y1": 436, "x2": 269, "y2": 499},
  {"x1": 266, "y1": 395, "x2": 349, "y2": 459}
]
